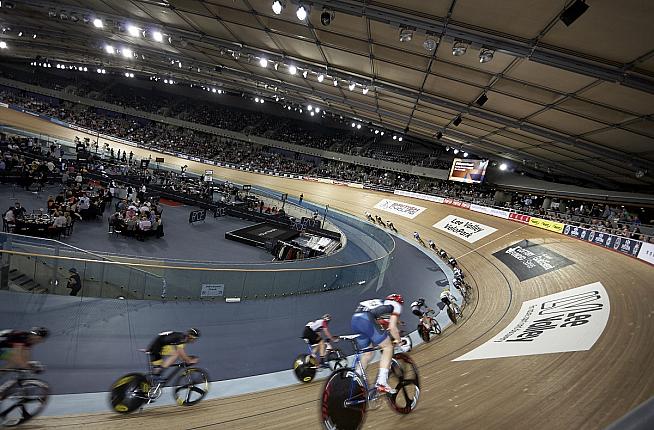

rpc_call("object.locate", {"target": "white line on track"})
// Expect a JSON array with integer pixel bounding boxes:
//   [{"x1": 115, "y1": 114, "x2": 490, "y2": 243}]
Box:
[{"x1": 456, "y1": 225, "x2": 527, "y2": 259}]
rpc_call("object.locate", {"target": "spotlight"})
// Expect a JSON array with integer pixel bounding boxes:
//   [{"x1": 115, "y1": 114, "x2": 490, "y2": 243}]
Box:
[
  {"x1": 164, "y1": 79, "x2": 169, "y2": 84},
  {"x1": 317, "y1": 74, "x2": 324, "y2": 82},
  {"x1": 310, "y1": 111, "x2": 315, "y2": 116},
  {"x1": 445, "y1": 146, "x2": 450, "y2": 151},
  {"x1": 97, "y1": 68, "x2": 102, "y2": 73},
  {"x1": 152, "y1": 31, "x2": 163, "y2": 42},
  {"x1": 260, "y1": 99, "x2": 264, "y2": 104},
  {"x1": 423, "y1": 37, "x2": 438, "y2": 52},
  {"x1": 296, "y1": 5, "x2": 308, "y2": 21},
  {"x1": 0, "y1": 41, "x2": 7, "y2": 49},
  {"x1": 499, "y1": 163, "x2": 508, "y2": 171},
  {"x1": 122, "y1": 48, "x2": 133, "y2": 58},
  {"x1": 308, "y1": 105, "x2": 313, "y2": 111},
  {"x1": 375, "y1": 130, "x2": 379, "y2": 134},
  {"x1": 479, "y1": 48, "x2": 494, "y2": 63},
  {"x1": 436, "y1": 131, "x2": 442, "y2": 140},
  {"x1": 351, "y1": 122, "x2": 356, "y2": 128},
  {"x1": 452, "y1": 41, "x2": 468, "y2": 56},
  {"x1": 93, "y1": 18, "x2": 103, "y2": 28},
  {"x1": 453, "y1": 115, "x2": 462, "y2": 126},
  {"x1": 83, "y1": 67, "x2": 87, "y2": 72},
  {"x1": 393, "y1": 135, "x2": 397, "y2": 140},
  {"x1": 274, "y1": 62, "x2": 279, "y2": 70},
  {"x1": 362, "y1": 87, "x2": 369, "y2": 95},
  {"x1": 259, "y1": 57, "x2": 268, "y2": 68},
  {"x1": 320, "y1": 8, "x2": 334, "y2": 26},
  {"x1": 333, "y1": 79, "x2": 338, "y2": 86},
  {"x1": 476, "y1": 93, "x2": 488, "y2": 106},
  {"x1": 356, "y1": 124, "x2": 361, "y2": 129},
  {"x1": 272, "y1": 0, "x2": 284, "y2": 15},
  {"x1": 348, "y1": 82, "x2": 355, "y2": 91},
  {"x1": 380, "y1": 131, "x2": 384, "y2": 136},
  {"x1": 105, "y1": 45, "x2": 115, "y2": 54},
  {"x1": 32, "y1": 34, "x2": 36, "y2": 39},
  {"x1": 560, "y1": 0, "x2": 589, "y2": 26},
  {"x1": 127, "y1": 25, "x2": 140, "y2": 37},
  {"x1": 636, "y1": 169, "x2": 647, "y2": 178},
  {"x1": 399, "y1": 28, "x2": 413, "y2": 42},
  {"x1": 212, "y1": 88, "x2": 217, "y2": 93},
  {"x1": 255, "y1": 97, "x2": 260, "y2": 102},
  {"x1": 315, "y1": 107, "x2": 320, "y2": 113},
  {"x1": 288, "y1": 65, "x2": 297, "y2": 75},
  {"x1": 463, "y1": 152, "x2": 469, "y2": 157},
  {"x1": 17, "y1": 32, "x2": 22, "y2": 37},
  {"x1": 398, "y1": 137, "x2": 403, "y2": 142},
  {"x1": 453, "y1": 149, "x2": 459, "y2": 154},
  {"x1": 302, "y1": 70, "x2": 308, "y2": 78}
]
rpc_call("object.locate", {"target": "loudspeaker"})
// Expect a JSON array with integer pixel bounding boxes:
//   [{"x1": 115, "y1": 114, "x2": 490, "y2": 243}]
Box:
[{"x1": 560, "y1": 0, "x2": 588, "y2": 26}]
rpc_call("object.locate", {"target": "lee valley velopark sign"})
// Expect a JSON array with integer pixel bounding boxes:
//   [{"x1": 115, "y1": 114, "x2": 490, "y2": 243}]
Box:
[
  {"x1": 454, "y1": 282, "x2": 610, "y2": 361},
  {"x1": 432, "y1": 215, "x2": 497, "y2": 243}
]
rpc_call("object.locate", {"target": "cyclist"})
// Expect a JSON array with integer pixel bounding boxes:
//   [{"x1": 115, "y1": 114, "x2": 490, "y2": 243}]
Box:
[
  {"x1": 428, "y1": 240, "x2": 436, "y2": 251},
  {"x1": 302, "y1": 314, "x2": 336, "y2": 363},
  {"x1": 440, "y1": 289, "x2": 460, "y2": 316},
  {"x1": 351, "y1": 294, "x2": 404, "y2": 394},
  {"x1": 453, "y1": 266, "x2": 464, "y2": 279},
  {"x1": 0, "y1": 327, "x2": 49, "y2": 369},
  {"x1": 410, "y1": 298, "x2": 434, "y2": 332},
  {"x1": 386, "y1": 220, "x2": 397, "y2": 232},
  {"x1": 438, "y1": 249, "x2": 448, "y2": 259},
  {"x1": 448, "y1": 257, "x2": 458, "y2": 267},
  {"x1": 147, "y1": 328, "x2": 200, "y2": 380}
]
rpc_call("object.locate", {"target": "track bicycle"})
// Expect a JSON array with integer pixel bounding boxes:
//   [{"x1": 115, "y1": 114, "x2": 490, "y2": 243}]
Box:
[
  {"x1": 294, "y1": 339, "x2": 348, "y2": 383},
  {"x1": 445, "y1": 299, "x2": 463, "y2": 324},
  {"x1": 110, "y1": 351, "x2": 210, "y2": 414},
  {"x1": 0, "y1": 364, "x2": 49, "y2": 427},
  {"x1": 454, "y1": 279, "x2": 472, "y2": 305},
  {"x1": 416, "y1": 309, "x2": 441, "y2": 343},
  {"x1": 320, "y1": 335, "x2": 420, "y2": 430}
]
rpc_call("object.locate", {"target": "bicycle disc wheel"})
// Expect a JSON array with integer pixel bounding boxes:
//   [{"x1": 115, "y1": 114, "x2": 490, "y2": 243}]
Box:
[
  {"x1": 387, "y1": 354, "x2": 420, "y2": 415},
  {"x1": 110, "y1": 373, "x2": 149, "y2": 414},
  {"x1": 293, "y1": 354, "x2": 318, "y2": 383},
  {"x1": 0, "y1": 379, "x2": 49, "y2": 427},
  {"x1": 417, "y1": 324, "x2": 430, "y2": 342},
  {"x1": 320, "y1": 369, "x2": 367, "y2": 430},
  {"x1": 172, "y1": 368, "x2": 210, "y2": 406},
  {"x1": 447, "y1": 307, "x2": 457, "y2": 324}
]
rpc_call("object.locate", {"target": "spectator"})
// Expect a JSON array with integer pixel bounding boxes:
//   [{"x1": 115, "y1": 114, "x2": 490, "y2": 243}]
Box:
[{"x1": 67, "y1": 267, "x2": 82, "y2": 297}]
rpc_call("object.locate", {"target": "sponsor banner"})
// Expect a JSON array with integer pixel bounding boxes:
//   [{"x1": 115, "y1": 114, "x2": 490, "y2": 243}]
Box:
[
  {"x1": 394, "y1": 190, "x2": 445, "y2": 204},
  {"x1": 493, "y1": 240, "x2": 574, "y2": 281},
  {"x1": 562, "y1": 225, "x2": 642, "y2": 258},
  {"x1": 509, "y1": 212, "x2": 531, "y2": 224},
  {"x1": 454, "y1": 282, "x2": 610, "y2": 361},
  {"x1": 529, "y1": 217, "x2": 565, "y2": 234},
  {"x1": 470, "y1": 204, "x2": 510, "y2": 219},
  {"x1": 363, "y1": 184, "x2": 395, "y2": 193},
  {"x1": 347, "y1": 182, "x2": 364, "y2": 189},
  {"x1": 637, "y1": 242, "x2": 654, "y2": 265},
  {"x1": 200, "y1": 284, "x2": 225, "y2": 298},
  {"x1": 432, "y1": 215, "x2": 497, "y2": 243},
  {"x1": 374, "y1": 198, "x2": 426, "y2": 219}
]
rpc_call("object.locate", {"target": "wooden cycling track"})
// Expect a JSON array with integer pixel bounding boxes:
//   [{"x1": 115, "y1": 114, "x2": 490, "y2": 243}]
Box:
[{"x1": 2, "y1": 107, "x2": 654, "y2": 430}]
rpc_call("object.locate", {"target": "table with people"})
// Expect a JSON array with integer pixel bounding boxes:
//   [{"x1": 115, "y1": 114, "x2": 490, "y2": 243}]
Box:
[{"x1": 108, "y1": 198, "x2": 164, "y2": 241}]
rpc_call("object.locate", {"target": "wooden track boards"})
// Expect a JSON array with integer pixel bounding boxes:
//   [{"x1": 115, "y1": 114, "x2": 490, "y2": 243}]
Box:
[{"x1": 2, "y1": 107, "x2": 653, "y2": 430}]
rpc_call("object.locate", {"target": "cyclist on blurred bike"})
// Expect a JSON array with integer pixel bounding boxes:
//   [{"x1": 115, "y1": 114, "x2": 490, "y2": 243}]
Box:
[
  {"x1": 0, "y1": 327, "x2": 49, "y2": 370},
  {"x1": 302, "y1": 314, "x2": 337, "y2": 363},
  {"x1": 147, "y1": 328, "x2": 200, "y2": 381},
  {"x1": 440, "y1": 290, "x2": 460, "y2": 316},
  {"x1": 410, "y1": 298, "x2": 434, "y2": 331},
  {"x1": 351, "y1": 294, "x2": 404, "y2": 394}
]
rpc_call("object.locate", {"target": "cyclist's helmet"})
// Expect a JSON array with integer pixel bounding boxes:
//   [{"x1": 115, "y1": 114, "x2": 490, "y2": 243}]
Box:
[
  {"x1": 29, "y1": 327, "x2": 49, "y2": 338},
  {"x1": 417, "y1": 298, "x2": 425, "y2": 306},
  {"x1": 187, "y1": 328, "x2": 201, "y2": 338},
  {"x1": 322, "y1": 314, "x2": 332, "y2": 322},
  {"x1": 386, "y1": 294, "x2": 404, "y2": 305}
]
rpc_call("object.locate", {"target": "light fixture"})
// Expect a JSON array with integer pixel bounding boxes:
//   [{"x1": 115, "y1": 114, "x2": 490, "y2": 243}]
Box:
[
  {"x1": 320, "y1": 8, "x2": 334, "y2": 26},
  {"x1": 259, "y1": 57, "x2": 268, "y2": 68},
  {"x1": 393, "y1": 135, "x2": 397, "y2": 140},
  {"x1": 302, "y1": 70, "x2": 308, "y2": 78},
  {"x1": 93, "y1": 18, "x2": 103, "y2": 28},
  {"x1": 356, "y1": 124, "x2": 361, "y2": 129},
  {"x1": 351, "y1": 122, "x2": 356, "y2": 128},
  {"x1": 164, "y1": 79, "x2": 169, "y2": 84},
  {"x1": 479, "y1": 48, "x2": 494, "y2": 63},
  {"x1": 560, "y1": 0, "x2": 589, "y2": 26},
  {"x1": 288, "y1": 65, "x2": 297, "y2": 75},
  {"x1": 475, "y1": 93, "x2": 488, "y2": 106},
  {"x1": 308, "y1": 105, "x2": 313, "y2": 111},
  {"x1": 296, "y1": 5, "x2": 308, "y2": 21},
  {"x1": 105, "y1": 45, "x2": 115, "y2": 55},
  {"x1": 398, "y1": 137, "x2": 403, "y2": 142},
  {"x1": 32, "y1": 34, "x2": 36, "y2": 39},
  {"x1": 436, "y1": 131, "x2": 443, "y2": 140},
  {"x1": 83, "y1": 67, "x2": 87, "y2": 72},
  {"x1": 317, "y1": 74, "x2": 324, "y2": 82},
  {"x1": 463, "y1": 152, "x2": 469, "y2": 157},
  {"x1": 260, "y1": 99, "x2": 264, "y2": 104},
  {"x1": 399, "y1": 28, "x2": 413, "y2": 42},
  {"x1": 635, "y1": 169, "x2": 647, "y2": 178},
  {"x1": 423, "y1": 37, "x2": 438, "y2": 52},
  {"x1": 122, "y1": 47, "x2": 133, "y2": 58},
  {"x1": 255, "y1": 97, "x2": 260, "y2": 102},
  {"x1": 274, "y1": 62, "x2": 279, "y2": 70},
  {"x1": 380, "y1": 131, "x2": 384, "y2": 136},
  {"x1": 453, "y1": 149, "x2": 459, "y2": 154},
  {"x1": 0, "y1": 41, "x2": 7, "y2": 49},
  {"x1": 333, "y1": 79, "x2": 338, "y2": 86},
  {"x1": 453, "y1": 115, "x2": 462, "y2": 126},
  {"x1": 348, "y1": 82, "x2": 355, "y2": 91},
  {"x1": 212, "y1": 88, "x2": 217, "y2": 93},
  {"x1": 499, "y1": 163, "x2": 508, "y2": 171},
  {"x1": 452, "y1": 41, "x2": 468, "y2": 56},
  {"x1": 97, "y1": 68, "x2": 102, "y2": 73},
  {"x1": 310, "y1": 111, "x2": 315, "y2": 116},
  {"x1": 315, "y1": 107, "x2": 320, "y2": 113},
  {"x1": 152, "y1": 31, "x2": 163, "y2": 42},
  {"x1": 272, "y1": 0, "x2": 284, "y2": 15},
  {"x1": 362, "y1": 87, "x2": 369, "y2": 95},
  {"x1": 17, "y1": 32, "x2": 22, "y2": 37},
  {"x1": 127, "y1": 25, "x2": 140, "y2": 37}
]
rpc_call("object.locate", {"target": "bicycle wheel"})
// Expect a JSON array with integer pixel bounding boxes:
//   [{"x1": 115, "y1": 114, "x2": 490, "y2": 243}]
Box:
[
  {"x1": 454, "y1": 303, "x2": 463, "y2": 319},
  {"x1": 0, "y1": 379, "x2": 49, "y2": 427},
  {"x1": 417, "y1": 324, "x2": 430, "y2": 343},
  {"x1": 447, "y1": 306, "x2": 457, "y2": 324},
  {"x1": 110, "y1": 372, "x2": 149, "y2": 414},
  {"x1": 431, "y1": 320, "x2": 442, "y2": 336},
  {"x1": 320, "y1": 369, "x2": 367, "y2": 430},
  {"x1": 293, "y1": 354, "x2": 318, "y2": 383},
  {"x1": 172, "y1": 367, "x2": 210, "y2": 406},
  {"x1": 326, "y1": 349, "x2": 348, "y2": 371},
  {"x1": 387, "y1": 354, "x2": 420, "y2": 415}
]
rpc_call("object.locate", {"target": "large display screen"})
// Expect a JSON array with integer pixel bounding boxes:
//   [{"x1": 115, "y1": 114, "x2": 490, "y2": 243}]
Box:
[{"x1": 448, "y1": 158, "x2": 489, "y2": 184}]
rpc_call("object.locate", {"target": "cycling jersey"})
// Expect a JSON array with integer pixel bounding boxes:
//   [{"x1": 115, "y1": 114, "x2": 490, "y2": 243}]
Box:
[
  {"x1": 413, "y1": 232, "x2": 420, "y2": 239},
  {"x1": 0, "y1": 331, "x2": 34, "y2": 349},
  {"x1": 148, "y1": 331, "x2": 186, "y2": 362},
  {"x1": 355, "y1": 299, "x2": 402, "y2": 318},
  {"x1": 410, "y1": 301, "x2": 427, "y2": 317},
  {"x1": 440, "y1": 290, "x2": 455, "y2": 301},
  {"x1": 306, "y1": 319, "x2": 328, "y2": 333}
]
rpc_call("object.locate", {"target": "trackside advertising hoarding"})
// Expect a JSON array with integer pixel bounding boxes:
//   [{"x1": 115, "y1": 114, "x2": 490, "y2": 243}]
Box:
[
  {"x1": 374, "y1": 199, "x2": 426, "y2": 219},
  {"x1": 454, "y1": 282, "x2": 610, "y2": 361},
  {"x1": 448, "y1": 158, "x2": 489, "y2": 184},
  {"x1": 529, "y1": 217, "x2": 565, "y2": 234},
  {"x1": 562, "y1": 225, "x2": 642, "y2": 258}
]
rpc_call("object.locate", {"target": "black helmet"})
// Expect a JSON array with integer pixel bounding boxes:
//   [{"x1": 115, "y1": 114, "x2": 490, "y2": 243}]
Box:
[
  {"x1": 417, "y1": 298, "x2": 425, "y2": 306},
  {"x1": 187, "y1": 328, "x2": 200, "y2": 338},
  {"x1": 29, "y1": 327, "x2": 49, "y2": 338}
]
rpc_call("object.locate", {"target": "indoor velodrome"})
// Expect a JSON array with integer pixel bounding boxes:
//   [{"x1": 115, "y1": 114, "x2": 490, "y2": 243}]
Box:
[{"x1": 0, "y1": 1, "x2": 653, "y2": 430}]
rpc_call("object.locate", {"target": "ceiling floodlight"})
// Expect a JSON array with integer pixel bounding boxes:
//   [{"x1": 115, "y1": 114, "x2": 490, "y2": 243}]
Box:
[
  {"x1": 374, "y1": 130, "x2": 379, "y2": 134},
  {"x1": 288, "y1": 65, "x2": 297, "y2": 75},
  {"x1": 296, "y1": 5, "x2": 308, "y2": 21},
  {"x1": 398, "y1": 137, "x2": 403, "y2": 142},
  {"x1": 362, "y1": 86, "x2": 369, "y2": 95},
  {"x1": 320, "y1": 8, "x2": 334, "y2": 26},
  {"x1": 272, "y1": 0, "x2": 284, "y2": 15},
  {"x1": 302, "y1": 70, "x2": 308, "y2": 78},
  {"x1": 479, "y1": 48, "x2": 494, "y2": 63},
  {"x1": 348, "y1": 82, "x2": 355, "y2": 91},
  {"x1": 423, "y1": 37, "x2": 438, "y2": 52},
  {"x1": 310, "y1": 111, "x2": 315, "y2": 116},
  {"x1": 333, "y1": 79, "x2": 338, "y2": 86},
  {"x1": 273, "y1": 62, "x2": 279, "y2": 70},
  {"x1": 93, "y1": 18, "x2": 103, "y2": 28},
  {"x1": 393, "y1": 135, "x2": 397, "y2": 140},
  {"x1": 560, "y1": 0, "x2": 589, "y2": 26},
  {"x1": 315, "y1": 107, "x2": 320, "y2": 113},
  {"x1": 499, "y1": 163, "x2": 508, "y2": 171},
  {"x1": 317, "y1": 74, "x2": 324, "y2": 82},
  {"x1": 308, "y1": 104, "x2": 313, "y2": 111},
  {"x1": 356, "y1": 124, "x2": 361, "y2": 129},
  {"x1": 0, "y1": 41, "x2": 7, "y2": 49},
  {"x1": 127, "y1": 25, "x2": 140, "y2": 37},
  {"x1": 399, "y1": 28, "x2": 413, "y2": 42},
  {"x1": 452, "y1": 41, "x2": 468, "y2": 56},
  {"x1": 463, "y1": 152, "x2": 469, "y2": 157},
  {"x1": 83, "y1": 67, "x2": 87, "y2": 71},
  {"x1": 351, "y1": 122, "x2": 356, "y2": 128},
  {"x1": 259, "y1": 57, "x2": 268, "y2": 68},
  {"x1": 453, "y1": 149, "x2": 459, "y2": 154},
  {"x1": 152, "y1": 31, "x2": 163, "y2": 42},
  {"x1": 453, "y1": 115, "x2": 462, "y2": 126},
  {"x1": 255, "y1": 97, "x2": 260, "y2": 102},
  {"x1": 105, "y1": 45, "x2": 115, "y2": 54},
  {"x1": 380, "y1": 131, "x2": 384, "y2": 136},
  {"x1": 122, "y1": 47, "x2": 133, "y2": 58},
  {"x1": 260, "y1": 98, "x2": 264, "y2": 103}
]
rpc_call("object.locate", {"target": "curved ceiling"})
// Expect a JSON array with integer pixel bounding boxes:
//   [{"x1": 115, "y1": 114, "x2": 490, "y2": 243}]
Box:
[{"x1": 0, "y1": 0, "x2": 653, "y2": 190}]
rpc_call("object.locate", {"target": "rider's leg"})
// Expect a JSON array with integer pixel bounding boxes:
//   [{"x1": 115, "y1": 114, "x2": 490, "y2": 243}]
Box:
[
  {"x1": 376, "y1": 337, "x2": 394, "y2": 389},
  {"x1": 318, "y1": 338, "x2": 326, "y2": 359}
]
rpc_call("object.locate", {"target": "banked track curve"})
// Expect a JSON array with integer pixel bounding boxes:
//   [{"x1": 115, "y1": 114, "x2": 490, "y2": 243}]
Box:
[{"x1": 1, "y1": 107, "x2": 653, "y2": 430}]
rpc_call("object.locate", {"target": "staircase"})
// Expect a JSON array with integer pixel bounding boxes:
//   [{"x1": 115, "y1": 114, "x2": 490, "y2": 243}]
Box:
[{"x1": 8, "y1": 269, "x2": 48, "y2": 294}]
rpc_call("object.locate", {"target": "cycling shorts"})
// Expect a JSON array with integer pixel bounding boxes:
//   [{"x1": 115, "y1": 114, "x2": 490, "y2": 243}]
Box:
[
  {"x1": 351, "y1": 312, "x2": 388, "y2": 350},
  {"x1": 441, "y1": 297, "x2": 451, "y2": 306},
  {"x1": 150, "y1": 344, "x2": 184, "y2": 365},
  {"x1": 302, "y1": 326, "x2": 321, "y2": 345},
  {"x1": 412, "y1": 309, "x2": 424, "y2": 318}
]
